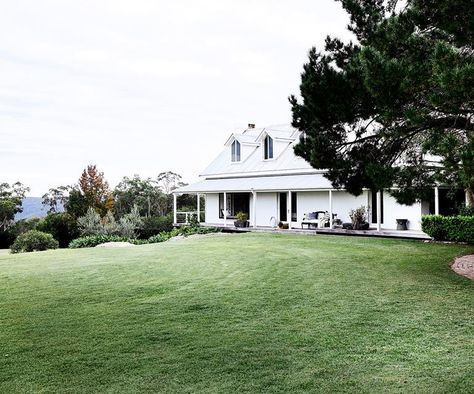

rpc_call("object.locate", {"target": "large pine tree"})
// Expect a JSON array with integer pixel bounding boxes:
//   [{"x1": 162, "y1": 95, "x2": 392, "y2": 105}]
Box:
[{"x1": 290, "y1": 0, "x2": 474, "y2": 205}]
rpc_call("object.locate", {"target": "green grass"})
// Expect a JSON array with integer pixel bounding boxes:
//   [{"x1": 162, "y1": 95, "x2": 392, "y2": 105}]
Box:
[{"x1": 0, "y1": 233, "x2": 473, "y2": 393}]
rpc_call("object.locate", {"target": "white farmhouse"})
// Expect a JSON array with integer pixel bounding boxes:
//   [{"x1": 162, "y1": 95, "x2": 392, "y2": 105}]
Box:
[{"x1": 174, "y1": 124, "x2": 456, "y2": 232}]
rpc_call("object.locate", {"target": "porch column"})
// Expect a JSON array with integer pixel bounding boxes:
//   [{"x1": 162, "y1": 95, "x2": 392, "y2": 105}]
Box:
[
  {"x1": 223, "y1": 192, "x2": 227, "y2": 227},
  {"x1": 196, "y1": 193, "x2": 200, "y2": 223},
  {"x1": 252, "y1": 190, "x2": 257, "y2": 228},
  {"x1": 173, "y1": 193, "x2": 177, "y2": 225},
  {"x1": 329, "y1": 190, "x2": 333, "y2": 228},
  {"x1": 376, "y1": 190, "x2": 382, "y2": 232},
  {"x1": 288, "y1": 191, "x2": 292, "y2": 229},
  {"x1": 434, "y1": 186, "x2": 439, "y2": 215}
]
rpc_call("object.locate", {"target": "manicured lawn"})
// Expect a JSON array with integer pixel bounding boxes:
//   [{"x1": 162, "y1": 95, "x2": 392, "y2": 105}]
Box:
[{"x1": 0, "y1": 233, "x2": 473, "y2": 393}]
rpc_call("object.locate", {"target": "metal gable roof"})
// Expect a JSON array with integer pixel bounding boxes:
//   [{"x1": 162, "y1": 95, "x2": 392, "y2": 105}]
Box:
[
  {"x1": 201, "y1": 125, "x2": 313, "y2": 177},
  {"x1": 255, "y1": 129, "x2": 295, "y2": 142},
  {"x1": 224, "y1": 133, "x2": 260, "y2": 146}
]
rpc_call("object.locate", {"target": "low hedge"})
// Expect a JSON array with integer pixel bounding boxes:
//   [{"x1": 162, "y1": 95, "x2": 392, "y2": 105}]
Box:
[
  {"x1": 69, "y1": 234, "x2": 131, "y2": 249},
  {"x1": 69, "y1": 226, "x2": 221, "y2": 248},
  {"x1": 11, "y1": 230, "x2": 59, "y2": 253},
  {"x1": 421, "y1": 215, "x2": 474, "y2": 243},
  {"x1": 147, "y1": 228, "x2": 181, "y2": 244}
]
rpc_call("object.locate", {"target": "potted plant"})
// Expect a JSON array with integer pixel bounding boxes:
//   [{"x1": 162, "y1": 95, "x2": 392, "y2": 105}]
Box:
[
  {"x1": 349, "y1": 206, "x2": 369, "y2": 230},
  {"x1": 234, "y1": 212, "x2": 249, "y2": 228}
]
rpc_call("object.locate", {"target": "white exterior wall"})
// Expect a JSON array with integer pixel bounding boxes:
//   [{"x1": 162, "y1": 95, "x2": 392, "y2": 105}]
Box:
[
  {"x1": 294, "y1": 190, "x2": 422, "y2": 230},
  {"x1": 204, "y1": 193, "x2": 222, "y2": 224},
  {"x1": 254, "y1": 192, "x2": 278, "y2": 227},
  {"x1": 294, "y1": 191, "x2": 368, "y2": 227},
  {"x1": 378, "y1": 194, "x2": 422, "y2": 230},
  {"x1": 332, "y1": 191, "x2": 369, "y2": 224},
  {"x1": 203, "y1": 190, "x2": 423, "y2": 230},
  {"x1": 295, "y1": 192, "x2": 329, "y2": 226}
]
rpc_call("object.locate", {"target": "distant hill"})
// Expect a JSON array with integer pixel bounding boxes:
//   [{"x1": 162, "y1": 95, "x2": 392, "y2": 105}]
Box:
[{"x1": 15, "y1": 197, "x2": 64, "y2": 221}]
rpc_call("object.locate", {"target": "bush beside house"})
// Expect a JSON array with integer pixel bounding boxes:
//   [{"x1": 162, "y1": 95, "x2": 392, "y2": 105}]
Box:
[{"x1": 422, "y1": 215, "x2": 474, "y2": 243}]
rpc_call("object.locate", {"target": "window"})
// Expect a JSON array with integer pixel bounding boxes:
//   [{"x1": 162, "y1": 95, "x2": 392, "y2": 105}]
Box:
[
  {"x1": 231, "y1": 140, "x2": 241, "y2": 162},
  {"x1": 264, "y1": 135, "x2": 273, "y2": 159},
  {"x1": 218, "y1": 193, "x2": 249, "y2": 219}
]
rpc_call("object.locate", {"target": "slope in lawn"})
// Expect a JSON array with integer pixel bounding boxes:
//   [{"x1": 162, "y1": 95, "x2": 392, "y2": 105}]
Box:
[{"x1": 0, "y1": 233, "x2": 473, "y2": 393}]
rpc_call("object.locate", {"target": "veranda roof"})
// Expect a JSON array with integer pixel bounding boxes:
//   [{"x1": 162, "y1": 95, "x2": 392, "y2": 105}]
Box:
[{"x1": 174, "y1": 173, "x2": 334, "y2": 194}]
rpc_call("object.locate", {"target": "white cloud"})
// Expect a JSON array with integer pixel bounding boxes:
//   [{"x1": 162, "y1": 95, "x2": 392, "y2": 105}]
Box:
[{"x1": 0, "y1": 0, "x2": 351, "y2": 195}]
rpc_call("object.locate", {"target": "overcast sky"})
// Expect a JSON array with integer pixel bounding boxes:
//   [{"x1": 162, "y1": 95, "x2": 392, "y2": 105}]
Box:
[{"x1": 1, "y1": 0, "x2": 351, "y2": 196}]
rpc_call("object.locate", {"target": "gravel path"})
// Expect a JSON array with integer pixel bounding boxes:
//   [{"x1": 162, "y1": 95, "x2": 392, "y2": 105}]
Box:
[
  {"x1": 452, "y1": 255, "x2": 474, "y2": 280},
  {"x1": 95, "y1": 242, "x2": 135, "y2": 248},
  {"x1": 168, "y1": 233, "x2": 231, "y2": 242}
]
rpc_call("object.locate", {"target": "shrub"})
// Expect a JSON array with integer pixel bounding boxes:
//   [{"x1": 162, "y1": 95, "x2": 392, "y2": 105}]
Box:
[
  {"x1": 36, "y1": 212, "x2": 79, "y2": 248},
  {"x1": 69, "y1": 234, "x2": 130, "y2": 249},
  {"x1": 147, "y1": 232, "x2": 174, "y2": 243},
  {"x1": 422, "y1": 215, "x2": 474, "y2": 243},
  {"x1": 146, "y1": 226, "x2": 220, "y2": 244},
  {"x1": 77, "y1": 207, "x2": 103, "y2": 235},
  {"x1": 421, "y1": 215, "x2": 446, "y2": 240},
  {"x1": 188, "y1": 213, "x2": 200, "y2": 228},
  {"x1": 458, "y1": 205, "x2": 474, "y2": 216},
  {"x1": 69, "y1": 224, "x2": 221, "y2": 248},
  {"x1": 77, "y1": 206, "x2": 143, "y2": 238},
  {"x1": 139, "y1": 215, "x2": 173, "y2": 239},
  {"x1": 102, "y1": 211, "x2": 121, "y2": 235},
  {"x1": 118, "y1": 205, "x2": 143, "y2": 238},
  {"x1": 11, "y1": 230, "x2": 59, "y2": 253}
]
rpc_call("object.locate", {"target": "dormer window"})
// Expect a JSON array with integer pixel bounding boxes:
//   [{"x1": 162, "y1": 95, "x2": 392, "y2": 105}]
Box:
[
  {"x1": 264, "y1": 135, "x2": 273, "y2": 159},
  {"x1": 231, "y1": 140, "x2": 241, "y2": 162}
]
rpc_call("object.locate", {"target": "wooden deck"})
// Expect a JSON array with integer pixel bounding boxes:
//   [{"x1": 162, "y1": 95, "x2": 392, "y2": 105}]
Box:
[
  {"x1": 194, "y1": 223, "x2": 431, "y2": 240},
  {"x1": 314, "y1": 227, "x2": 430, "y2": 240}
]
